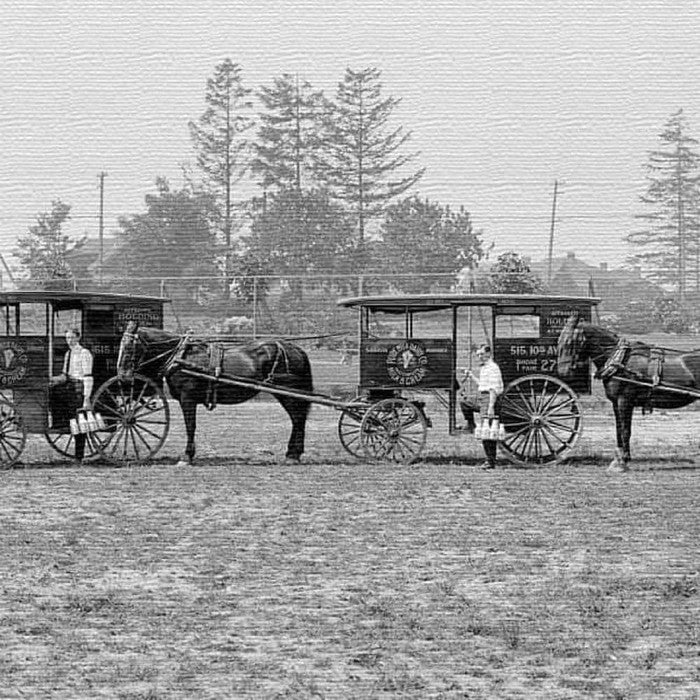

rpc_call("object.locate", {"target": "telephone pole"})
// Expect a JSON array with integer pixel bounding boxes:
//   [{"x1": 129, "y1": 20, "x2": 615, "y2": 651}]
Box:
[
  {"x1": 547, "y1": 180, "x2": 559, "y2": 285},
  {"x1": 98, "y1": 171, "x2": 107, "y2": 285}
]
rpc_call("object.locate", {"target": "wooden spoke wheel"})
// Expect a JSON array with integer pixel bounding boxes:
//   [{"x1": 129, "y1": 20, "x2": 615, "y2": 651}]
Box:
[
  {"x1": 359, "y1": 397, "x2": 428, "y2": 464},
  {"x1": 499, "y1": 375, "x2": 582, "y2": 466},
  {"x1": 90, "y1": 374, "x2": 170, "y2": 465},
  {"x1": 337, "y1": 399, "x2": 370, "y2": 459},
  {"x1": 0, "y1": 399, "x2": 27, "y2": 468},
  {"x1": 44, "y1": 431, "x2": 100, "y2": 461}
]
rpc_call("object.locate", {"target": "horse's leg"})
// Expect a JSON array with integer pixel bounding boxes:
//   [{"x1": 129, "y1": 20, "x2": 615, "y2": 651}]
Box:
[
  {"x1": 608, "y1": 398, "x2": 630, "y2": 472},
  {"x1": 177, "y1": 397, "x2": 198, "y2": 466},
  {"x1": 620, "y1": 396, "x2": 634, "y2": 465},
  {"x1": 277, "y1": 396, "x2": 310, "y2": 462}
]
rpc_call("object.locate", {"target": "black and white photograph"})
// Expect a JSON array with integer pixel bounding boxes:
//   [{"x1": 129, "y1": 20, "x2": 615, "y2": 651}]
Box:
[{"x1": 1, "y1": 1, "x2": 699, "y2": 697}]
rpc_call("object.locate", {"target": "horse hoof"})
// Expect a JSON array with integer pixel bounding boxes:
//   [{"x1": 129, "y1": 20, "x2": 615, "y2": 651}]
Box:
[
  {"x1": 607, "y1": 462, "x2": 629, "y2": 473},
  {"x1": 175, "y1": 459, "x2": 191, "y2": 468},
  {"x1": 284, "y1": 456, "x2": 301, "y2": 465}
]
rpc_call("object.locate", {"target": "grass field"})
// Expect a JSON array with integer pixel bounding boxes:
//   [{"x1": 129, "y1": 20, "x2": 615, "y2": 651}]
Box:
[{"x1": 1, "y1": 388, "x2": 700, "y2": 699}]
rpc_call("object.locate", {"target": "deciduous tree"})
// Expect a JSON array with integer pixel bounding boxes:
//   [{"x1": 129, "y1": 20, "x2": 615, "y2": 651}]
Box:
[
  {"x1": 244, "y1": 188, "x2": 355, "y2": 278},
  {"x1": 114, "y1": 178, "x2": 218, "y2": 292},
  {"x1": 486, "y1": 251, "x2": 544, "y2": 294},
  {"x1": 377, "y1": 197, "x2": 485, "y2": 292},
  {"x1": 14, "y1": 200, "x2": 74, "y2": 286}
]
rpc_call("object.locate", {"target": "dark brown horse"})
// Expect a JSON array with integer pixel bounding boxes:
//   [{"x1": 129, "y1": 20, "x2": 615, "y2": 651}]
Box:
[
  {"x1": 557, "y1": 316, "x2": 700, "y2": 471},
  {"x1": 117, "y1": 324, "x2": 314, "y2": 465}
]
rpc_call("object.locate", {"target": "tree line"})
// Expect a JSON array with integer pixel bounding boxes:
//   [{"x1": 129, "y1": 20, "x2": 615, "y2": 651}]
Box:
[
  {"x1": 15, "y1": 62, "x2": 485, "y2": 303},
  {"x1": 13, "y1": 64, "x2": 700, "y2": 310}
]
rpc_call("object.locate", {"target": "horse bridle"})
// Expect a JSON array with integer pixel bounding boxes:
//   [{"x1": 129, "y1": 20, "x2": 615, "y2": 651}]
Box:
[{"x1": 118, "y1": 326, "x2": 183, "y2": 376}]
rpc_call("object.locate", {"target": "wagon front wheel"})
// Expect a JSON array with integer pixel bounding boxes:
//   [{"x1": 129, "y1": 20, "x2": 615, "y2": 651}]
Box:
[
  {"x1": 498, "y1": 374, "x2": 582, "y2": 466},
  {"x1": 0, "y1": 399, "x2": 26, "y2": 468},
  {"x1": 359, "y1": 397, "x2": 427, "y2": 464},
  {"x1": 91, "y1": 374, "x2": 170, "y2": 465}
]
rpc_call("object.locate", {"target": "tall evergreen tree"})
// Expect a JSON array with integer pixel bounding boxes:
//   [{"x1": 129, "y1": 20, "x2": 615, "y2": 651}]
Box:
[
  {"x1": 189, "y1": 59, "x2": 253, "y2": 294},
  {"x1": 251, "y1": 74, "x2": 325, "y2": 193},
  {"x1": 14, "y1": 200, "x2": 74, "y2": 285},
  {"x1": 317, "y1": 67, "x2": 425, "y2": 248},
  {"x1": 627, "y1": 109, "x2": 700, "y2": 300}
]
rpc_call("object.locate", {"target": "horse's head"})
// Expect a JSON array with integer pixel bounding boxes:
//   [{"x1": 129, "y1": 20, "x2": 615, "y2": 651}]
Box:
[
  {"x1": 556, "y1": 314, "x2": 587, "y2": 378},
  {"x1": 117, "y1": 321, "x2": 143, "y2": 380}
]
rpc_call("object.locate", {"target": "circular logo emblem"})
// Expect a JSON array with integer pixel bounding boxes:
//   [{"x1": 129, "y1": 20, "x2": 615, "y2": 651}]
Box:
[
  {"x1": 386, "y1": 341, "x2": 429, "y2": 386},
  {"x1": 0, "y1": 340, "x2": 28, "y2": 386}
]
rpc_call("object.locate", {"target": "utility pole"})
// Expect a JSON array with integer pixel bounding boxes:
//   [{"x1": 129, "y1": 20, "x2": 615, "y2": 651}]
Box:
[
  {"x1": 98, "y1": 171, "x2": 107, "y2": 286},
  {"x1": 547, "y1": 180, "x2": 559, "y2": 285}
]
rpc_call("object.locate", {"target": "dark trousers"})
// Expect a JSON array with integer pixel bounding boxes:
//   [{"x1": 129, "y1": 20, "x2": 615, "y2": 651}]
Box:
[
  {"x1": 460, "y1": 402, "x2": 476, "y2": 427},
  {"x1": 51, "y1": 379, "x2": 86, "y2": 460},
  {"x1": 482, "y1": 439, "x2": 498, "y2": 467}
]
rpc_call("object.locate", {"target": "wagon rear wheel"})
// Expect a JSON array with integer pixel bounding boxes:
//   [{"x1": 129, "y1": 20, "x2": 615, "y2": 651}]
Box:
[
  {"x1": 359, "y1": 397, "x2": 427, "y2": 464},
  {"x1": 499, "y1": 374, "x2": 582, "y2": 466},
  {"x1": 44, "y1": 432, "x2": 100, "y2": 462},
  {"x1": 90, "y1": 374, "x2": 170, "y2": 465},
  {"x1": 0, "y1": 399, "x2": 27, "y2": 468},
  {"x1": 337, "y1": 399, "x2": 370, "y2": 458}
]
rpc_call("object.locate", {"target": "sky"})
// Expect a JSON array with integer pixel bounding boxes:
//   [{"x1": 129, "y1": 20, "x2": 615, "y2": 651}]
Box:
[{"x1": 2, "y1": 0, "x2": 700, "y2": 273}]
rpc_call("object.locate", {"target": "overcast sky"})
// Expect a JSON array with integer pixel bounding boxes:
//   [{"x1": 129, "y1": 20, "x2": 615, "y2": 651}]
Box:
[{"x1": 2, "y1": 0, "x2": 699, "y2": 270}]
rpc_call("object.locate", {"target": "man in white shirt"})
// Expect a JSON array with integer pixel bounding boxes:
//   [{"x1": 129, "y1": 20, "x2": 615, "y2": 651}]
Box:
[
  {"x1": 465, "y1": 344, "x2": 504, "y2": 470},
  {"x1": 51, "y1": 328, "x2": 94, "y2": 463}
]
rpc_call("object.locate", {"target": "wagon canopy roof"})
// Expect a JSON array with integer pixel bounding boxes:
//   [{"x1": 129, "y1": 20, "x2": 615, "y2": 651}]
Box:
[
  {"x1": 0, "y1": 290, "x2": 169, "y2": 306},
  {"x1": 337, "y1": 293, "x2": 600, "y2": 314}
]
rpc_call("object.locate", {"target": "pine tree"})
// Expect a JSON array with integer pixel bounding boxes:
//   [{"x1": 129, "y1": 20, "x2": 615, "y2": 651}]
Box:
[
  {"x1": 189, "y1": 59, "x2": 254, "y2": 295},
  {"x1": 627, "y1": 109, "x2": 700, "y2": 300},
  {"x1": 317, "y1": 67, "x2": 425, "y2": 248},
  {"x1": 14, "y1": 200, "x2": 74, "y2": 286},
  {"x1": 251, "y1": 73, "x2": 325, "y2": 193}
]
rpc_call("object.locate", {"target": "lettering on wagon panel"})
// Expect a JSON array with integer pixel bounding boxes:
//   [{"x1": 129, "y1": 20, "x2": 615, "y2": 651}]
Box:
[{"x1": 386, "y1": 340, "x2": 429, "y2": 386}]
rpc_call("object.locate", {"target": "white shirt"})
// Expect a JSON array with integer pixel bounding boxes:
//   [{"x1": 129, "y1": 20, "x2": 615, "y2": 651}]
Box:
[
  {"x1": 63, "y1": 344, "x2": 94, "y2": 399},
  {"x1": 477, "y1": 359, "x2": 504, "y2": 395}
]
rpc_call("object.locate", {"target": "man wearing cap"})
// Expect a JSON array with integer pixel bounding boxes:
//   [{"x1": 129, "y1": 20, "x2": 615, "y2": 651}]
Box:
[{"x1": 50, "y1": 328, "x2": 94, "y2": 463}]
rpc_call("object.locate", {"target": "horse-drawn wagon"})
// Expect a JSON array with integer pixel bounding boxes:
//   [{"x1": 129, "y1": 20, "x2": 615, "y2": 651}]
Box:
[
  {"x1": 0, "y1": 290, "x2": 167, "y2": 467},
  {"x1": 103, "y1": 292, "x2": 602, "y2": 467},
  {"x1": 336, "y1": 293, "x2": 600, "y2": 465}
]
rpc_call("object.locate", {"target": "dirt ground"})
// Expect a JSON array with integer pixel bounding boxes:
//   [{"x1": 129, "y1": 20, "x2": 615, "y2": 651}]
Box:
[{"x1": 1, "y1": 397, "x2": 699, "y2": 699}]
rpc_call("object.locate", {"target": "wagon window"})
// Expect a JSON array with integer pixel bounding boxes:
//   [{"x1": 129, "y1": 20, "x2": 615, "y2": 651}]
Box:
[
  {"x1": 495, "y1": 314, "x2": 540, "y2": 338},
  {"x1": 18, "y1": 303, "x2": 48, "y2": 336},
  {"x1": 53, "y1": 308, "x2": 83, "y2": 337},
  {"x1": 0, "y1": 304, "x2": 17, "y2": 336}
]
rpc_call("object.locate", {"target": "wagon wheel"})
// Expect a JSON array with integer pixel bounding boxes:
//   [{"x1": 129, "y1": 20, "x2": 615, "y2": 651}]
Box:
[
  {"x1": 359, "y1": 397, "x2": 428, "y2": 464},
  {"x1": 498, "y1": 374, "x2": 582, "y2": 466},
  {"x1": 90, "y1": 374, "x2": 170, "y2": 465},
  {"x1": 44, "y1": 432, "x2": 100, "y2": 462},
  {"x1": 337, "y1": 399, "x2": 371, "y2": 458},
  {"x1": 0, "y1": 399, "x2": 27, "y2": 468}
]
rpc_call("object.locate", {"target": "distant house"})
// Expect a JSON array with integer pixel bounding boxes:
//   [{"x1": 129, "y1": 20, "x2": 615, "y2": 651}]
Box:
[
  {"x1": 64, "y1": 237, "x2": 122, "y2": 285},
  {"x1": 527, "y1": 251, "x2": 662, "y2": 314}
]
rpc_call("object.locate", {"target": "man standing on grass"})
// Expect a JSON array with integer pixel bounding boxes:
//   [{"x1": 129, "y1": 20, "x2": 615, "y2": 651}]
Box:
[
  {"x1": 50, "y1": 328, "x2": 94, "y2": 464},
  {"x1": 464, "y1": 344, "x2": 504, "y2": 470}
]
